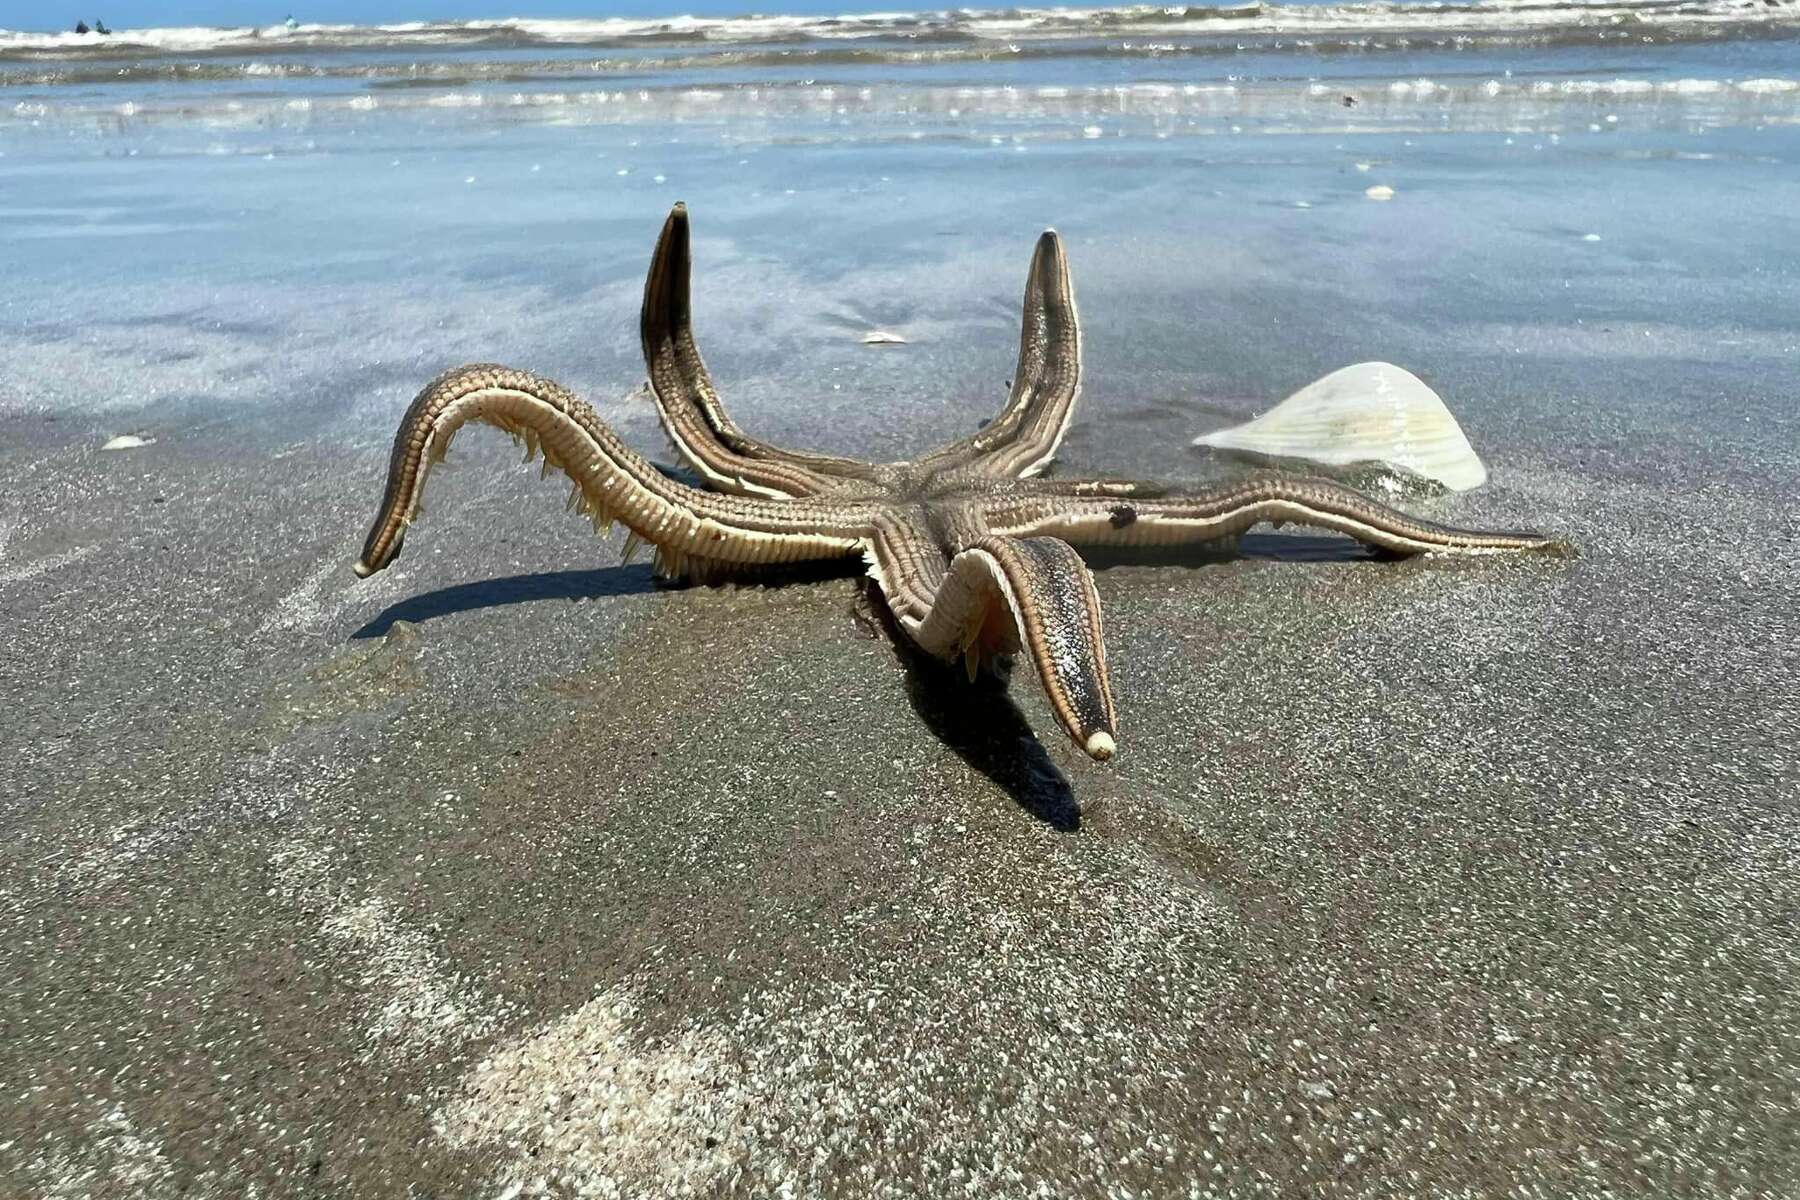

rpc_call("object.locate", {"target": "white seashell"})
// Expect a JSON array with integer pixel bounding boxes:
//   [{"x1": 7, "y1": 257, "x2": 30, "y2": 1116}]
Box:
[
  {"x1": 1364, "y1": 184, "x2": 1395, "y2": 200},
  {"x1": 100, "y1": 434, "x2": 154, "y2": 451},
  {"x1": 1192, "y1": 361, "x2": 1488, "y2": 492},
  {"x1": 860, "y1": 331, "x2": 908, "y2": 345}
]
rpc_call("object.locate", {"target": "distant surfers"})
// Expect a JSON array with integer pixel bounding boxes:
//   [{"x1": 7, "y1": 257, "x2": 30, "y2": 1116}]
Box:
[{"x1": 72, "y1": 18, "x2": 111, "y2": 34}]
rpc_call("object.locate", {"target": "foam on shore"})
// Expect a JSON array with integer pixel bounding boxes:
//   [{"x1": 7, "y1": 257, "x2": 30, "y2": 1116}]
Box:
[{"x1": 3, "y1": 0, "x2": 1795, "y2": 61}]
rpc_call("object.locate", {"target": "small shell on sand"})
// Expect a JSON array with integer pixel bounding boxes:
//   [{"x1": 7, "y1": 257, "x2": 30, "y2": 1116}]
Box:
[
  {"x1": 1192, "y1": 361, "x2": 1488, "y2": 492},
  {"x1": 100, "y1": 434, "x2": 155, "y2": 451},
  {"x1": 860, "y1": 331, "x2": 908, "y2": 345},
  {"x1": 1364, "y1": 184, "x2": 1396, "y2": 200}
]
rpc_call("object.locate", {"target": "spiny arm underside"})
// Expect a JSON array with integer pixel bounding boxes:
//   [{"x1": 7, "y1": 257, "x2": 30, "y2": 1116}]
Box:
[
  {"x1": 864, "y1": 511, "x2": 948, "y2": 632},
  {"x1": 353, "y1": 363, "x2": 867, "y2": 580}
]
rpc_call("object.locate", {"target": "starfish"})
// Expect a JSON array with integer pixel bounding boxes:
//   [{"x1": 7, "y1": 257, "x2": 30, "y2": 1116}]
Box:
[{"x1": 353, "y1": 204, "x2": 1569, "y2": 761}]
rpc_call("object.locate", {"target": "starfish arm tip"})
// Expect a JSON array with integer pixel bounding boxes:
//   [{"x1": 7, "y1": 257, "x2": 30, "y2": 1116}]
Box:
[
  {"x1": 351, "y1": 559, "x2": 375, "y2": 579},
  {"x1": 1084, "y1": 731, "x2": 1116, "y2": 761}
]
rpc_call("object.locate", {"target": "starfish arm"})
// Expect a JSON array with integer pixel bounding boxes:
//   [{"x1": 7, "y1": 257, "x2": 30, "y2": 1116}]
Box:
[
  {"x1": 864, "y1": 511, "x2": 948, "y2": 631},
  {"x1": 642, "y1": 203, "x2": 885, "y2": 498},
  {"x1": 981, "y1": 474, "x2": 1575, "y2": 557},
  {"x1": 913, "y1": 230, "x2": 1082, "y2": 479},
  {"x1": 354, "y1": 364, "x2": 870, "y2": 580},
  {"x1": 886, "y1": 529, "x2": 1119, "y2": 761}
]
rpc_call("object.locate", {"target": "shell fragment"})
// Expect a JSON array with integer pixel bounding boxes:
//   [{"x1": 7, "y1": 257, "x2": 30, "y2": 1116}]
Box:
[{"x1": 1192, "y1": 361, "x2": 1488, "y2": 492}]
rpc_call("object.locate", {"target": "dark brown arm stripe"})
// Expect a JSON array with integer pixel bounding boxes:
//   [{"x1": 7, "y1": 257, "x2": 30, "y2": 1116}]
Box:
[
  {"x1": 913, "y1": 231, "x2": 1082, "y2": 480},
  {"x1": 901, "y1": 531, "x2": 1117, "y2": 758},
  {"x1": 978, "y1": 535, "x2": 1116, "y2": 755},
  {"x1": 641, "y1": 204, "x2": 885, "y2": 498},
  {"x1": 985, "y1": 474, "x2": 1574, "y2": 557}
]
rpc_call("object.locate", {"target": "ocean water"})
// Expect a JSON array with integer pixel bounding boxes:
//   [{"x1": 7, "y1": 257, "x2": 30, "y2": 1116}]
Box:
[
  {"x1": 6, "y1": 2, "x2": 1800, "y2": 133},
  {"x1": 2, "y1": 0, "x2": 1797, "y2": 476}
]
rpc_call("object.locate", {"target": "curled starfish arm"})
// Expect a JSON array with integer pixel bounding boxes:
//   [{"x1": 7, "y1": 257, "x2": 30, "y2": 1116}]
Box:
[
  {"x1": 642, "y1": 203, "x2": 885, "y2": 498},
  {"x1": 864, "y1": 511, "x2": 948, "y2": 631},
  {"x1": 984, "y1": 474, "x2": 1575, "y2": 557},
  {"x1": 897, "y1": 532, "x2": 1119, "y2": 761},
  {"x1": 353, "y1": 363, "x2": 868, "y2": 579},
  {"x1": 914, "y1": 230, "x2": 1082, "y2": 480}
]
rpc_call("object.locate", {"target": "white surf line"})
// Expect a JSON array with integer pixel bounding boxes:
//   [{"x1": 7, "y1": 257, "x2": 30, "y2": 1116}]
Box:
[
  {"x1": 270, "y1": 838, "x2": 509, "y2": 1062},
  {"x1": 0, "y1": 501, "x2": 100, "y2": 583}
]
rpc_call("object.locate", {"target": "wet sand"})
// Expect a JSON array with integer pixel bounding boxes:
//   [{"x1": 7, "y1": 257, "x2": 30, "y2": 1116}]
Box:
[{"x1": 3, "y1": 96, "x2": 1799, "y2": 1196}]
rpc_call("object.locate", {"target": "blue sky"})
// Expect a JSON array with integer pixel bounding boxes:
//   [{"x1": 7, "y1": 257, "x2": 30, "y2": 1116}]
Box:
[{"x1": 9, "y1": 0, "x2": 889, "y2": 31}]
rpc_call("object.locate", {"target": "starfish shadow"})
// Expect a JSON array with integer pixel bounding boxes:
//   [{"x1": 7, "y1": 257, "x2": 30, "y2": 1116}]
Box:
[
  {"x1": 1239, "y1": 531, "x2": 1395, "y2": 563},
  {"x1": 351, "y1": 558, "x2": 866, "y2": 639},
  {"x1": 860, "y1": 582, "x2": 1081, "y2": 832},
  {"x1": 351, "y1": 564, "x2": 660, "y2": 638}
]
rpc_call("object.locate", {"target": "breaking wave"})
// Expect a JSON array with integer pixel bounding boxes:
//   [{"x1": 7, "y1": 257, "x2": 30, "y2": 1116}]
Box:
[{"x1": 2, "y1": 0, "x2": 1795, "y2": 68}]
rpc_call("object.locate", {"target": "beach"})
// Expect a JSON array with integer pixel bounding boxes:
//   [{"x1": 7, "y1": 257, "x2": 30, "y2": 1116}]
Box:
[{"x1": 2, "y1": 4, "x2": 1799, "y2": 1195}]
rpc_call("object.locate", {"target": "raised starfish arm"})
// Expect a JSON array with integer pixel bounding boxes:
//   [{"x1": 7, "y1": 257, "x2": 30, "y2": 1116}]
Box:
[
  {"x1": 353, "y1": 364, "x2": 869, "y2": 580},
  {"x1": 912, "y1": 230, "x2": 1082, "y2": 480},
  {"x1": 869, "y1": 521, "x2": 1119, "y2": 761},
  {"x1": 981, "y1": 474, "x2": 1574, "y2": 557},
  {"x1": 642, "y1": 204, "x2": 886, "y2": 498}
]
